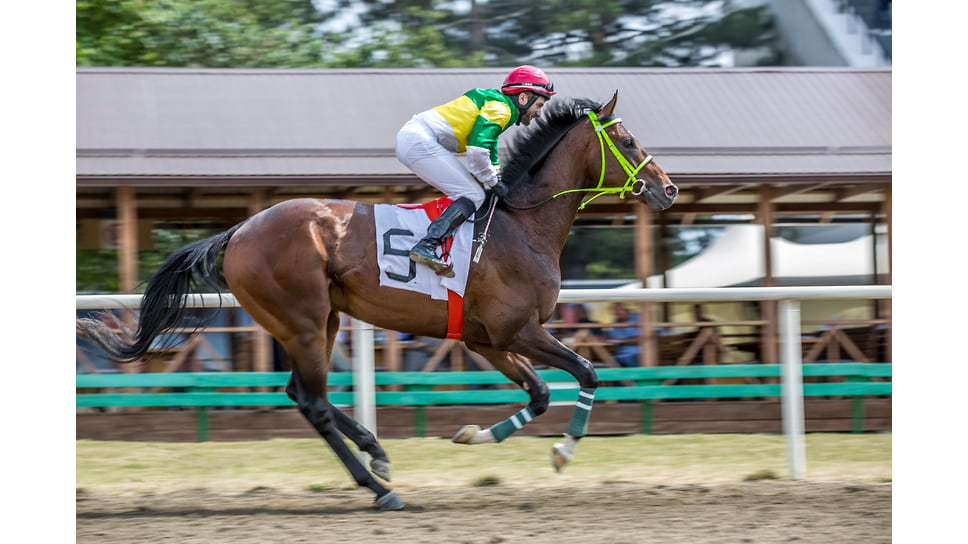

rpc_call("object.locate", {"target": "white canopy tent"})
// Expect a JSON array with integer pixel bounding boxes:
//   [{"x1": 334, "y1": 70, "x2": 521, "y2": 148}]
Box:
[{"x1": 645, "y1": 225, "x2": 889, "y2": 289}]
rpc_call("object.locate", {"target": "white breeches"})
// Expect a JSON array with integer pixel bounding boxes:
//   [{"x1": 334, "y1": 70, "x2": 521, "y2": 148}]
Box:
[{"x1": 396, "y1": 117, "x2": 487, "y2": 209}]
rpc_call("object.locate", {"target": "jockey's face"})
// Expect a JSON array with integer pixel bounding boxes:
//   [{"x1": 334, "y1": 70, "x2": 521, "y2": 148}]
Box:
[{"x1": 517, "y1": 93, "x2": 548, "y2": 126}]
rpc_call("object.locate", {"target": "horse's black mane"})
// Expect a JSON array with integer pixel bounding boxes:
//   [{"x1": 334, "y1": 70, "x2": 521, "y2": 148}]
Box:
[{"x1": 501, "y1": 97, "x2": 607, "y2": 188}]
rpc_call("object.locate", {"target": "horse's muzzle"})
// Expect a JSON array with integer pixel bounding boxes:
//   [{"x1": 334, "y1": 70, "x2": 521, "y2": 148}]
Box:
[{"x1": 640, "y1": 179, "x2": 678, "y2": 211}]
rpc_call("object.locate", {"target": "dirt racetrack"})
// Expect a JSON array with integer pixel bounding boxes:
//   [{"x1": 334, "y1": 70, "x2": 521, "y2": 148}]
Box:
[{"x1": 76, "y1": 481, "x2": 890, "y2": 543}]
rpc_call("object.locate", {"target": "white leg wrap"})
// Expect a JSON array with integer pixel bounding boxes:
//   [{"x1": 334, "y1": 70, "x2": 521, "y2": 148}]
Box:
[
  {"x1": 468, "y1": 428, "x2": 495, "y2": 444},
  {"x1": 555, "y1": 434, "x2": 579, "y2": 457},
  {"x1": 452, "y1": 424, "x2": 497, "y2": 445},
  {"x1": 551, "y1": 434, "x2": 580, "y2": 472}
]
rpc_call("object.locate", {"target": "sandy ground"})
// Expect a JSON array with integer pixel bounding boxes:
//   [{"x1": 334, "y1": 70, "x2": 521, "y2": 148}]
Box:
[{"x1": 76, "y1": 481, "x2": 890, "y2": 543}]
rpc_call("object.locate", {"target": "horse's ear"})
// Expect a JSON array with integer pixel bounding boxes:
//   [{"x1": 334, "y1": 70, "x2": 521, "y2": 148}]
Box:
[{"x1": 599, "y1": 91, "x2": 619, "y2": 116}]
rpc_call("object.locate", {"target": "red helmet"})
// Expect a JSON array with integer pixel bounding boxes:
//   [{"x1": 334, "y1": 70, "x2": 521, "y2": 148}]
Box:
[{"x1": 501, "y1": 65, "x2": 555, "y2": 98}]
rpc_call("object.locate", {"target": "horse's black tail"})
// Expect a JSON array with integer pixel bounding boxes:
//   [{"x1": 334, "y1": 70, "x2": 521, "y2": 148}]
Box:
[{"x1": 76, "y1": 222, "x2": 246, "y2": 362}]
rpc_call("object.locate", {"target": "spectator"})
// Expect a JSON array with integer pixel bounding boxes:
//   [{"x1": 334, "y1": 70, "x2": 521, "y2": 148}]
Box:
[
  {"x1": 606, "y1": 302, "x2": 641, "y2": 368},
  {"x1": 400, "y1": 334, "x2": 446, "y2": 372},
  {"x1": 693, "y1": 304, "x2": 712, "y2": 324},
  {"x1": 562, "y1": 303, "x2": 604, "y2": 339}
]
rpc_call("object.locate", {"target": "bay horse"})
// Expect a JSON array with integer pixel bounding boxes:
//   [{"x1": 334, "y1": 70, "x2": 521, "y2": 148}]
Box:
[{"x1": 77, "y1": 92, "x2": 677, "y2": 510}]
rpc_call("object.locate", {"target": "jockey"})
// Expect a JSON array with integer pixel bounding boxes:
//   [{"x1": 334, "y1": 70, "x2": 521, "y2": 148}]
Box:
[{"x1": 396, "y1": 65, "x2": 556, "y2": 277}]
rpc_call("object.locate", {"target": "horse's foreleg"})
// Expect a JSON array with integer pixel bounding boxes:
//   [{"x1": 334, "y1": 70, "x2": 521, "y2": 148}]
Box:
[
  {"x1": 504, "y1": 326, "x2": 599, "y2": 472},
  {"x1": 286, "y1": 369, "x2": 404, "y2": 511},
  {"x1": 452, "y1": 346, "x2": 550, "y2": 445},
  {"x1": 550, "y1": 386, "x2": 596, "y2": 472}
]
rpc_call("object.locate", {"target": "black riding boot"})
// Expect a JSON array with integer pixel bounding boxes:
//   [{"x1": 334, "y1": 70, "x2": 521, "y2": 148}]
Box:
[{"x1": 409, "y1": 197, "x2": 476, "y2": 278}]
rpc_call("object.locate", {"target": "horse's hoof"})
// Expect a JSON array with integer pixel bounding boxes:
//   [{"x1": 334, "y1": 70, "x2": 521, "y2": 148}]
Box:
[
  {"x1": 371, "y1": 458, "x2": 392, "y2": 482},
  {"x1": 551, "y1": 442, "x2": 573, "y2": 473},
  {"x1": 375, "y1": 491, "x2": 405, "y2": 511},
  {"x1": 452, "y1": 424, "x2": 481, "y2": 444}
]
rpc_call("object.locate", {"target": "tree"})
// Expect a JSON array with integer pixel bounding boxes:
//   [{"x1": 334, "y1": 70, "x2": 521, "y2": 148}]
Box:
[
  {"x1": 76, "y1": 0, "x2": 778, "y2": 69},
  {"x1": 326, "y1": 0, "x2": 776, "y2": 68},
  {"x1": 311, "y1": 0, "x2": 490, "y2": 67},
  {"x1": 316, "y1": 2, "x2": 488, "y2": 67},
  {"x1": 76, "y1": 0, "x2": 327, "y2": 67}
]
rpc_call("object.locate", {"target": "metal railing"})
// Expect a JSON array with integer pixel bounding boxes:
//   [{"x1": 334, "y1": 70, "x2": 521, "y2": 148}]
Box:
[{"x1": 77, "y1": 285, "x2": 891, "y2": 479}]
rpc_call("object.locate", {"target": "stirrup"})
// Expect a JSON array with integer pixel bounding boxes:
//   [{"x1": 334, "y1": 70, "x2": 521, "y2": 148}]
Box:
[
  {"x1": 435, "y1": 263, "x2": 454, "y2": 277},
  {"x1": 409, "y1": 247, "x2": 455, "y2": 278},
  {"x1": 407, "y1": 196, "x2": 472, "y2": 279}
]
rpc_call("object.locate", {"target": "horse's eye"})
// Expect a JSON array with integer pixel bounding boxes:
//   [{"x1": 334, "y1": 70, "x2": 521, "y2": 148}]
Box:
[{"x1": 623, "y1": 138, "x2": 635, "y2": 148}]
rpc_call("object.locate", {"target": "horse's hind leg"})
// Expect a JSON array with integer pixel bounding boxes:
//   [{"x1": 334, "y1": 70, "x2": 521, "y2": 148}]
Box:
[
  {"x1": 452, "y1": 343, "x2": 550, "y2": 445},
  {"x1": 285, "y1": 364, "x2": 404, "y2": 510},
  {"x1": 223, "y1": 201, "x2": 399, "y2": 508},
  {"x1": 280, "y1": 316, "x2": 401, "y2": 509},
  {"x1": 331, "y1": 405, "x2": 392, "y2": 481},
  {"x1": 320, "y1": 311, "x2": 393, "y2": 481}
]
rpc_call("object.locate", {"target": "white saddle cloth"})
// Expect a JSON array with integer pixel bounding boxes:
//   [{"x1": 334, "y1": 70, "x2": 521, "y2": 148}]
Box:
[{"x1": 374, "y1": 202, "x2": 473, "y2": 301}]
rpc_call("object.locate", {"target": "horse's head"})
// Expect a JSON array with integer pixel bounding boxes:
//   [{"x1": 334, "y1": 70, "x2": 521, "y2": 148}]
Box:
[
  {"x1": 500, "y1": 94, "x2": 677, "y2": 213},
  {"x1": 594, "y1": 92, "x2": 678, "y2": 211}
]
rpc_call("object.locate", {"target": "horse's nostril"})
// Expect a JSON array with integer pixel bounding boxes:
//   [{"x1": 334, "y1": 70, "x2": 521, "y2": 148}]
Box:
[{"x1": 666, "y1": 185, "x2": 678, "y2": 197}]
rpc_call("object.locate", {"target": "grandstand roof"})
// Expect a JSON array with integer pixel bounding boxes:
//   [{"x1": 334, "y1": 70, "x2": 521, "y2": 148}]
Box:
[{"x1": 76, "y1": 66, "x2": 891, "y2": 223}]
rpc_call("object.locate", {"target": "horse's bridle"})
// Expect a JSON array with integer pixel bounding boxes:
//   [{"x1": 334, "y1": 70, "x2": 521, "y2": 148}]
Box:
[
  {"x1": 551, "y1": 111, "x2": 654, "y2": 210},
  {"x1": 502, "y1": 110, "x2": 655, "y2": 211}
]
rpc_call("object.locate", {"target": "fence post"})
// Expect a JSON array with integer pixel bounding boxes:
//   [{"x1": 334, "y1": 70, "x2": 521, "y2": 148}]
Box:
[
  {"x1": 638, "y1": 378, "x2": 661, "y2": 434},
  {"x1": 195, "y1": 407, "x2": 209, "y2": 442},
  {"x1": 352, "y1": 318, "x2": 377, "y2": 437},
  {"x1": 848, "y1": 374, "x2": 870, "y2": 434},
  {"x1": 779, "y1": 299, "x2": 806, "y2": 480}
]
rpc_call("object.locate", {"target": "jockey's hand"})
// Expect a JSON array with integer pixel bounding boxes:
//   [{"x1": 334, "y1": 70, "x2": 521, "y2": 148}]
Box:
[{"x1": 480, "y1": 165, "x2": 501, "y2": 189}]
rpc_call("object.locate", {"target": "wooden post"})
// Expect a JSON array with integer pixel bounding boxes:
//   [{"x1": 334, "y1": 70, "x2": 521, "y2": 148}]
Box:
[
  {"x1": 758, "y1": 186, "x2": 778, "y2": 366},
  {"x1": 882, "y1": 187, "x2": 892, "y2": 284},
  {"x1": 116, "y1": 186, "x2": 138, "y2": 294},
  {"x1": 657, "y1": 213, "x2": 671, "y2": 323},
  {"x1": 385, "y1": 332, "x2": 402, "y2": 392},
  {"x1": 634, "y1": 205, "x2": 657, "y2": 366},
  {"x1": 115, "y1": 186, "x2": 142, "y2": 406},
  {"x1": 882, "y1": 188, "x2": 892, "y2": 361}
]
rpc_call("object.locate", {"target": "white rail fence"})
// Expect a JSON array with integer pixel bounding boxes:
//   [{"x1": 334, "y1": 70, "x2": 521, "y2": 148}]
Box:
[{"x1": 77, "y1": 285, "x2": 892, "y2": 479}]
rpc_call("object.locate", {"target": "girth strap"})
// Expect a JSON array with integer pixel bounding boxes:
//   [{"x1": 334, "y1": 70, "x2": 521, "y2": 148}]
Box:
[{"x1": 418, "y1": 198, "x2": 464, "y2": 340}]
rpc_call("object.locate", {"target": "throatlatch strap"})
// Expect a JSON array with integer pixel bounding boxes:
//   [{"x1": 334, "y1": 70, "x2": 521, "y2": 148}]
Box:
[{"x1": 418, "y1": 197, "x2": 464, "y2": 340}]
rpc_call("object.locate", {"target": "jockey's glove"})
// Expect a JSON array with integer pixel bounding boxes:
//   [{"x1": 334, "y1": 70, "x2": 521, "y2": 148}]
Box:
[{"x1": 467, "y1": 146, "x2": 501, "y2": 188}]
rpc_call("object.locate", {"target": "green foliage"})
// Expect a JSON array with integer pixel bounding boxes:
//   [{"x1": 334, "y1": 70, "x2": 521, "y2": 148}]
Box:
[
  {"x1": 76, "y1": 0, "x2": 327, "y2": 67},
  {"x1": 75, "y1": 223, "x2": 223, "y2": 293},
  {"x1": 320, "y1": 6, "x2": 486, "y2": 68},
  {"x1": 559, "y1": 224, "x2": 724, "y2": 281},
  {"x1": 137, "y1": 226, "x2": 223, "y2": 287},
  {"x1": 561, "y1": 227, "x2": 637, "y2": 280},
  {"x1": 76, "y1": 249, "x2": 121, "y2": 293},
  {"x1": 76, "y1": 0, "x2": 778, "y2": 69}
]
